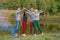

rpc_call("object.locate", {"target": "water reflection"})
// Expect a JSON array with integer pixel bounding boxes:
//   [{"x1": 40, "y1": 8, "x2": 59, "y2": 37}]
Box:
[{"x1": 0, "y1": 10, "x2": 14, "y2": 31}]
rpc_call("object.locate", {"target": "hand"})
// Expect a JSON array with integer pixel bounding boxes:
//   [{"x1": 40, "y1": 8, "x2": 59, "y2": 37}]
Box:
[{"x1": 23, "y1": 7, "x2": 26, "y2": 10}]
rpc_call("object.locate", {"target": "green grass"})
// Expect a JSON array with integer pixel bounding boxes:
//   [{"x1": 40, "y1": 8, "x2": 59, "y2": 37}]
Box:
[{"x1": 0, "y1": 33, "x2": 60, "y2": 40}]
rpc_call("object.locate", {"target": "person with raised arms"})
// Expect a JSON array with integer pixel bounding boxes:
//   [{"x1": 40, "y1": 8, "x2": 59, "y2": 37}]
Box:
[
  {"x1": 12, "y1": 8, "x2": 23, "y2": 38},
  {"x1": 33, "y1": 9, "x2": 44, "y2": 36}
]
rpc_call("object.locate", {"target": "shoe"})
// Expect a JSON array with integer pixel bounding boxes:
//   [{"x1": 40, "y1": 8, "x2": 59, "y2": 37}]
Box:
[
  {"x1": 12, "y1": 34, "x2": 19, "y2": 38},
  {"x1": 15, "y1": 34, "x2": 19, "y2": 37},
  {"x1": 22, "y1": 34, "x2": 26, "y2": 37},
  {"x1": 34, "y1": 34, "x2": 36, "y2": 36},
  {"x1": 41, "y1": 33, "x2": 43, "y2": 35}
]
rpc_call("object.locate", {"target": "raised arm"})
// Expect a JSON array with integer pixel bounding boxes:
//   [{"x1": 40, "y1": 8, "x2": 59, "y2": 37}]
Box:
[
  {"x1": 25, "y1": 9, "x2": 31, "y2": 14},
  {"x1": 16, "y1": 8, "x2": 23, "y2": 13},
  {"x1": 20, "y1": 9, "x2": 23, "y2": 12},
  {"x1": 17, "y1": 9, "x2": 23, "y2": 14},
  {"x1": 26, "y1": 9, "x2": 31, "y2": 12},
  {"x1": 39, "y1": 10, "x2": 44, "y2": 14}
]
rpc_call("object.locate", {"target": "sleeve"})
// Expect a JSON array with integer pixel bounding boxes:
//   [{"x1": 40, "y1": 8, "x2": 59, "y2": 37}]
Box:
[
  {"x1": 25, "y1": 10, "x2": 31, "y2": 15},
  {"x1": 16, "y1": 11, "x2": 20, "y2": 15},
  {"x1": 39, "y1": 10, "x2": 43, "y2": 14},
  {"x1": 26, "y1": 9, "x2": 31, "y2": 12},
  {"x1": 16, "y1": 11, "x2": 18, "y2": 14},
  {"x1": 18, "y1": 10, "x2": 23, "y2": 14},
  {"x1": 20, "y1": 10, "x2": 23, "y2": 12},
  {"x1": 26, "y1": 12, "x2": 30, "y2": 15}
]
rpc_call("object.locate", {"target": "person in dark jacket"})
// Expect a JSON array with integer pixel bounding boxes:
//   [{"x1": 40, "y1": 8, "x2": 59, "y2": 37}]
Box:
[{"x1": 22, "y1": 7, "x2": 28, "y2": 36}]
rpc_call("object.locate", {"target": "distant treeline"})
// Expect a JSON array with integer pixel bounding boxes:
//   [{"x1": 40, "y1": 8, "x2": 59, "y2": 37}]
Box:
[{"x1": 0, "y1": 0, "x2": 60, "y2": 15}]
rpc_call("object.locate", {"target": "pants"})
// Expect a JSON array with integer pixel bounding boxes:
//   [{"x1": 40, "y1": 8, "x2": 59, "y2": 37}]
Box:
[
  {"x1": 30, "y1": 22, "x2": 33, "y2": 34},
  {"x1": 34, "y1": 20, "x2": 42, "y2": 34},
  {"x1": 12, "y1": 20, "x2": 20, "y2": 36},
  {"x1": 22, "y1": 22, "x2": 27, "y2": 34},
  {"x1": 36, "y1": 28, "x2": 39, "y2": 34}
]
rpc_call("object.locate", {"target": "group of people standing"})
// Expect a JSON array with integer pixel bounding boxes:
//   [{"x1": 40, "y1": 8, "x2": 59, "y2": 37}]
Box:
[{"x1": 12, "y1": 7, "x2": 44, "y2": 38}]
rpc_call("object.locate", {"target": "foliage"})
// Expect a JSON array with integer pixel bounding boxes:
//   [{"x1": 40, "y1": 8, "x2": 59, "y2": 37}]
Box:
[{"x1": 0, "y1": 0, "x2": 60, "y2": 14}]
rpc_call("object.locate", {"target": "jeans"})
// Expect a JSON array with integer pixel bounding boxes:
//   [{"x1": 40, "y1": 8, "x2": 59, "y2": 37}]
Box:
[{"x1": 12, "y1": 20, "x2": 20, "y2": 36}]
